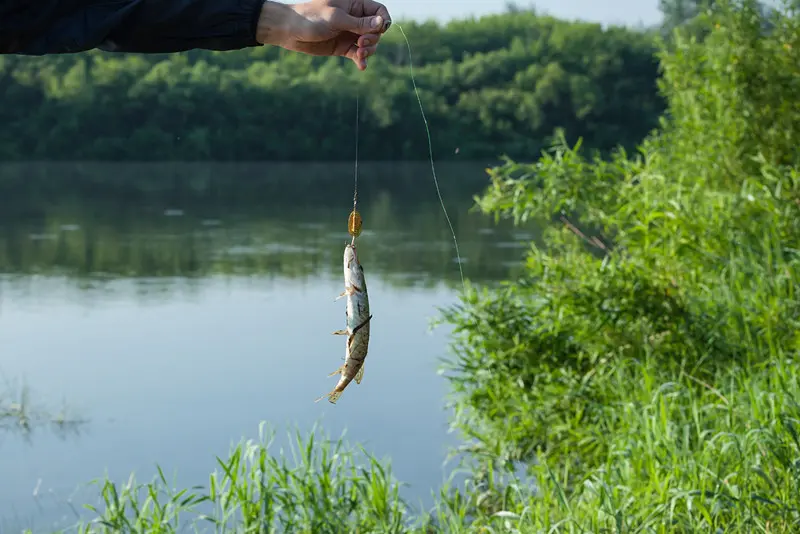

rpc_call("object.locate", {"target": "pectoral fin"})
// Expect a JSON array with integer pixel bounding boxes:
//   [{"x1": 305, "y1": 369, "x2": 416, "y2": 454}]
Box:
[
  {"x1": 354, "y1": 364, "x2": 365, "y2": 385},
  {"x1": 331, "y1": 329, "x2": 348, "y2": 336},
  {"x1": 327, "y1": 365, "x2": 345, "y2": 377},
  {"x1": 334, "y1": 287, "x2": 357, "y2": 302}
]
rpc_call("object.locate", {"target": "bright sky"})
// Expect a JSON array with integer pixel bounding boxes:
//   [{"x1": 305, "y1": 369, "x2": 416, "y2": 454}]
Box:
[{"x1": 389, "y1": 0, "x2": 663, "y2": 27}]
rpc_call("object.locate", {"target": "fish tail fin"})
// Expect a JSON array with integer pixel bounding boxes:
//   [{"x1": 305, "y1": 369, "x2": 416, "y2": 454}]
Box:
[
  {"x1": 314, "y1": 367, "x2": 346, "y2": 404},
  {"x1": 314, "y1": 387, "x2": 343, "y2": 404}
]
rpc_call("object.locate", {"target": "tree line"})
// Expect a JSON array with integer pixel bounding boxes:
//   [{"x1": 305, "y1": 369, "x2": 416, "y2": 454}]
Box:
[{"x1": 0, "y1": 10, "x2": 666, "y2": 161}]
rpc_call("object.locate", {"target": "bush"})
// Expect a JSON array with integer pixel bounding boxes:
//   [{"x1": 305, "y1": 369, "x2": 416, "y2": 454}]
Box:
[{"x1": 438, "y1": 0, "x2": 800, "y2": 530}]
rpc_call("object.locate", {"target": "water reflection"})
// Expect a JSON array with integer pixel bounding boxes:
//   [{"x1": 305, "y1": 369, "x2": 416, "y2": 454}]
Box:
[{"x1": 0, "y1": 161, "x2": 535, "y2": 291}]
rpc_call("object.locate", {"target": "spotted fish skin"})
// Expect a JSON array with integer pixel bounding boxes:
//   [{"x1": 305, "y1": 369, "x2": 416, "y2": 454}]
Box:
[{"x1": 315, "y1": 243, "x2": 372, "y2": 404}]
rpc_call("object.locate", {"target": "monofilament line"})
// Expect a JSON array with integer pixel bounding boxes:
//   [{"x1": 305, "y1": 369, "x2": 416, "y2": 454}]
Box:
[
  {"x1": 395, "y1": 23, "x2": 466, "y2": 292},
  {"x1": 352, "y1": 84, "x2": 360, "y2": 246},
  {"x1": 353, "y1": 85, "x2": 359, "y2": 211}
]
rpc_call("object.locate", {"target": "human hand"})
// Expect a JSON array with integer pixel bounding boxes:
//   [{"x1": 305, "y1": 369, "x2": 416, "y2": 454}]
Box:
[{"x1": 256, "y1": 0, "x2": 392, "y2": 71}]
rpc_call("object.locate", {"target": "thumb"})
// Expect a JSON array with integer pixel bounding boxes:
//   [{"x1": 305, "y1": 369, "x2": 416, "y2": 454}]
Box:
[{"x1": 330, "y1": 8, "x2": 384, "y2": 35}]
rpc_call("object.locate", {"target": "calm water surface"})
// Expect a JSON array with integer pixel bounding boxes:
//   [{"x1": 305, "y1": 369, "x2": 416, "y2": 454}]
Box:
[{"x1": 0, "y1": 162, "x2": 536, "y2": 532}]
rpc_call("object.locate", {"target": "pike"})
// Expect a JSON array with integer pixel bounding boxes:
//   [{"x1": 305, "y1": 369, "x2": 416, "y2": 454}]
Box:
[{"x1": 315, "y1": 242, "x2": 372, "y2": 404}]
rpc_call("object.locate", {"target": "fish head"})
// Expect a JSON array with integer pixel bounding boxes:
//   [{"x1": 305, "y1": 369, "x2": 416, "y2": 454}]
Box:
[
  {"x1": 343, "y1": 243, "x2": 367, "y2": 288},
  {"x1": 344, "y1": 243, "x2": 358, "y2": 268}
]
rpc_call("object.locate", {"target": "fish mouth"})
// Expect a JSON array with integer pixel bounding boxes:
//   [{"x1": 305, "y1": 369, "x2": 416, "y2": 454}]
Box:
[{"x1": 344, "y1": 244, "x2": 358, "y2": 266}]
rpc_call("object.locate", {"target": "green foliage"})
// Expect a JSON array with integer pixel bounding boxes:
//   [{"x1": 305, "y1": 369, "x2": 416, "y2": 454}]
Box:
[
  {"x1": 0, "y1": 13, "x2": 664, "y2": 161},
  {"x1": 437, "y1": 0, "x2": 800, "y2": 530}
]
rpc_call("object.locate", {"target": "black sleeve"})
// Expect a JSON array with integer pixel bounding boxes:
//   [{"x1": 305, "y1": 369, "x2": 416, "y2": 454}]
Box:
[{"x1": 0, "y1": 0, "x2": 265, "y2": 55}]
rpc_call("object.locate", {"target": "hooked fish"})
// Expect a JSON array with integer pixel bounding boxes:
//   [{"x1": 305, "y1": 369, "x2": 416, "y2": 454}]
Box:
[{"x1": 315, "y1": 242, "x2": 372, "y2": 404}]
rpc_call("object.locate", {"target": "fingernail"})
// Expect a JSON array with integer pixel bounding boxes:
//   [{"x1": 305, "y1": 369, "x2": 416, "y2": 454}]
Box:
[
  {"x1": 371, "y1": 16, "x2": 382, "y2": 29},
  {"x1": 362, "y1": 38, "x2": 372, "y2": 46}
]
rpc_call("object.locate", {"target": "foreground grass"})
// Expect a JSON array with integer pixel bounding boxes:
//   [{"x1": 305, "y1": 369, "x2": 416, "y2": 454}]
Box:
[
  {"x1": 443, "y1": 358, "x2": 800, "y2": 533},
  {"x1": 27, "y1": 359, "x2": 798, "y2": 533},
  {"x1": 32, "y1": 424, "x2": 411, "y2": 534}
]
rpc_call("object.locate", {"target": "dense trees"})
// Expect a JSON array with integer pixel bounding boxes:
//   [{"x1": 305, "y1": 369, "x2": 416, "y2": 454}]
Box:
[{"x1": 0, "y1": 12, "x2": 665, "y2": 161}]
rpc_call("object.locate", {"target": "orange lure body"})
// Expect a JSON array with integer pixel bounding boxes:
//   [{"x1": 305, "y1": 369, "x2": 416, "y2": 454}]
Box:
[{"x1": 348, "y1": 209, "x2": 362, "y2": 238}]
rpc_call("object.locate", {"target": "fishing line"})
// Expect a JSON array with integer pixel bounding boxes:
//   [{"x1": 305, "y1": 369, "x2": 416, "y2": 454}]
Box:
[
  {"x1": 394, "y1": 23, "x2": 466, "y2": 292},
  {"x1": 352, "y1": 84, "x2": 360, "y2": 244},
  {"x1": 347, "y1": 82, "x2": 364, "y2": 245},
  {"x1": 353, "y1": 83, "x2": 359, "y2": 211}
]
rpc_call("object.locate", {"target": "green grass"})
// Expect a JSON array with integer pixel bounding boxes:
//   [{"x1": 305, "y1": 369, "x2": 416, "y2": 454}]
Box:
[
  {"x1": 440, "y1": 358, "x2": 800, "y2": 532},
  {"x1": 35, "y1": 424, "x2": 411, "y2": 533}
]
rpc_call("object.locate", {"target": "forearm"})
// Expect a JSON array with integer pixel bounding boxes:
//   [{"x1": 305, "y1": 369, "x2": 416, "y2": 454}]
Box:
[{"x1": 0, "y1": 0, "x2": 269, "y2": 55}]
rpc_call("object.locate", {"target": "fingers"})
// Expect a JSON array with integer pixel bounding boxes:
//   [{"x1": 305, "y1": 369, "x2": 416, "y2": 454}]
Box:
[
  {"x1": 329, "y1": 0, "x2": 392, "y2": 35},
  {"x1": 344, "y1": 41, "x2": 377, "y2": 71},
  {"x1": 337, "y1": 32, "x2": 379, "y2": 70},
  {"x1": 358, "y1": 44, "x2": 377, "y2": 59},
  {"x1": 357, "y1": 33, "x2": 379, "y2": 48},
  {"x1": 360, "y1": 0, "x2": 391, "y2": 32},
  {"x1": 344, "y1": 44, "x2": 367, "y2": 71},
  {"x1": 355, "y1": 33, "x2": 378, "y2": 69},
  {"x1": 329, "y1": 8, "x2": 385, "y2": 35}
]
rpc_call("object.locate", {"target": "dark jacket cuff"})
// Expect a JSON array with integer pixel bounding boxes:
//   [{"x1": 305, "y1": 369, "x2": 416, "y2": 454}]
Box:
[{"x1": 1, "y1": 0, "x2": 266, "y2": 55}]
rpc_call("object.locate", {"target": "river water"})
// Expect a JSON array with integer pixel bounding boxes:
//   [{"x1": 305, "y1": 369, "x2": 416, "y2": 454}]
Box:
[{"x1": 0, "y1": 162, "x2": 536, "y2": 532}]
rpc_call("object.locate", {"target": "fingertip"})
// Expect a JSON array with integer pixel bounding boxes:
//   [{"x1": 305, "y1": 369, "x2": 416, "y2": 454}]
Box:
[
  {"x1": 357, "y1": 34, "x2": 379, "y2": 47},
  {"x1": 362, "y1": 0, "x2": 391, "y2": 31},
  {"x1": 369, "y1": 15, "x2": 384, "y2": 31},
  {"x1": 357, "y1": 47, "x2": 375, "y2": 60},
  {"x1": 353, "y1": 56, "x2": 366, "y2": 71},
  {"x1": 377, "y1": 6, "x2": 391, "y2": 32}
]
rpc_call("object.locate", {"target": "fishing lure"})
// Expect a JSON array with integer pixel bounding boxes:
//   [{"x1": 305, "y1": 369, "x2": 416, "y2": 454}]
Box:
[
  {"x1": 316, "y1": 25, "x2": 467, "y2": 404},
  {"x1": 348, "y1": 208, "x2": 362, "y2": 240}
]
